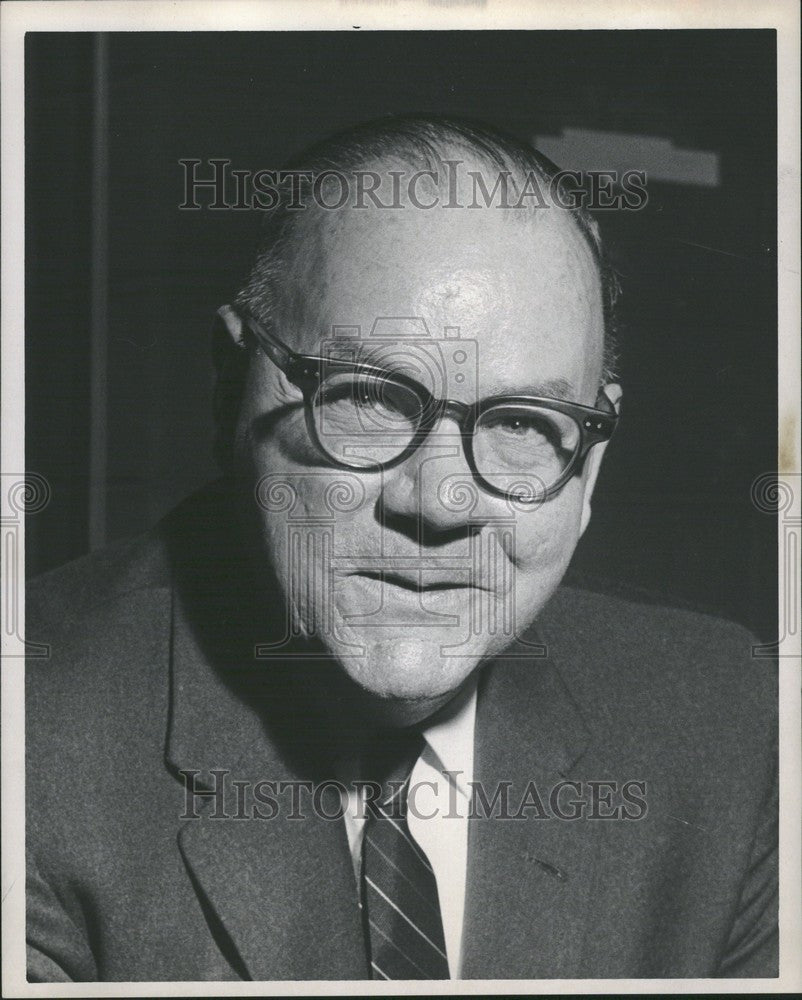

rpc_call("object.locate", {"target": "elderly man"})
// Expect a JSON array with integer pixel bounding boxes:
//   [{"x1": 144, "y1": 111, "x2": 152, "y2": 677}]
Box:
[{"x1": 26, "y1": 116, "x2": 777, "y2": 982}]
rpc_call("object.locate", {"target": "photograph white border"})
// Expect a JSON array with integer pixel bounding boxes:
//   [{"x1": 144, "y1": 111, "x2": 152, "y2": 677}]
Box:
[{"x1": 3, "y1": 2, "x2": 799, "y2": 996}]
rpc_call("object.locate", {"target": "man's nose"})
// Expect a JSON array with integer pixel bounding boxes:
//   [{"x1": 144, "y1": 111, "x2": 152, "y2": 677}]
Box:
[{"x1": 377, "y1": 418, "x2": 496, "y2": 541}]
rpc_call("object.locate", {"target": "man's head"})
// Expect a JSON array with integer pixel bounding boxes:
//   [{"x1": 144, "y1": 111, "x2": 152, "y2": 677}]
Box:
[{"x1": 217, "y1": 115, "x2": 621, "y2": 726}]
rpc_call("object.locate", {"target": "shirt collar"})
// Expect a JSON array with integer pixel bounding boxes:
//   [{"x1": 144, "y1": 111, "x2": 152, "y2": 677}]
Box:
[{"x1": 419, "y1": 676, "x2": 478, "y2": 799}]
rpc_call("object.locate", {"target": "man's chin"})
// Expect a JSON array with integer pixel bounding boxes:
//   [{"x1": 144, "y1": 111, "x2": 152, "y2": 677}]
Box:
[{"x1": 325, "y1": 636, "x2": 482, "y2": 726}]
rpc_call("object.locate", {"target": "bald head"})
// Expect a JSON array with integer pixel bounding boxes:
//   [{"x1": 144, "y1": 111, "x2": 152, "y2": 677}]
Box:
[{"x1": 234, "y1": 115, "x2": 619, "y2": 384}]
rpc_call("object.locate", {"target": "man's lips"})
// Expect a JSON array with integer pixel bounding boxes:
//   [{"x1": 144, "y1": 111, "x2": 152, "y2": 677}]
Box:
[{"x1": 347, "y1": 570, "x2": 490, "y2": 593}]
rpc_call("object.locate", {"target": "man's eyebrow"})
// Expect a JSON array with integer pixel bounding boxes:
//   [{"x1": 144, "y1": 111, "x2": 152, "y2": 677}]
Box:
[
  {"x1": 320, "y1": 343, "x2": 579, "y2": 402},
  {"x1": 483, "y1": 377, "x2": 578, "y2": 401}
]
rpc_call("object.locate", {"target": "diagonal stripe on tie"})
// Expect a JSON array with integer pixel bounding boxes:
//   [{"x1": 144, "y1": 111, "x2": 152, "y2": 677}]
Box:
[
  {"x1": 368, "y1": 918, "x2": 431, "y2": 977},
  {"x1": 360, "y1": 738, "x2": 450, "y2": 981},
  {"x1": 373, "y1": 804, "x2": 435, "y2": 871},
  {"x1": 371, "y1": 960, "x2": 390, "y2": 980},
  {"x1": 364, "y1": 835, "x2": 441, "y2": 916},
  {"x1": 365, "y1": 877, "x2": 448, "y2": 959}
]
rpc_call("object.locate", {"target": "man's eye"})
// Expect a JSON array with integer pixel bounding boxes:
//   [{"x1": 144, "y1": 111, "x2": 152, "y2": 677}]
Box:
[
  {"x1": 320, "y1": 383, "x2": 369, "y2": 408},
  {"x1": 488, "y1": 414, "x2": 549, "y2": 437},
  {"x1": 501, "y1": 417, "x2": 536, "y2": 434},
  {"x1": 327, "y1": 385, "x2": 385, "y2": 412}
]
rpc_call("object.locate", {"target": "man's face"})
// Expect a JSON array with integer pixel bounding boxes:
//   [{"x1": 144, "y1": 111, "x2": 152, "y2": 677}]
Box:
[{"x1": 231, "y1": 189, "x2": 618, "y2": 724}]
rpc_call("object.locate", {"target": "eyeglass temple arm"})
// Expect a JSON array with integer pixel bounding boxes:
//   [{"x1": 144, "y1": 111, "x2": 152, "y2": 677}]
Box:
[{"x1": 218, "y1": 304, "x2": 295, "y2": 371}]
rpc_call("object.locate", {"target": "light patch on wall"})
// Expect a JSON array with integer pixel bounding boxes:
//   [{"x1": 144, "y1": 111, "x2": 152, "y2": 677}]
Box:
[{"x1": 534, "y1": 128, "x2": 721, "y2": 188}]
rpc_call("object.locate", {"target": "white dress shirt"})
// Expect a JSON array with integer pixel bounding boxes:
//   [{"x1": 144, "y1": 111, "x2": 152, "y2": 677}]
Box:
[{"x1": 341, "y1": 680, "x2": 478, "y2": 978}]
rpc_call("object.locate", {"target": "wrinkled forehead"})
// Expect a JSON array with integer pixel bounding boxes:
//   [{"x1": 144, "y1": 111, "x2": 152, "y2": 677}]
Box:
[{"x1": 275, "y1": 178, "x2": 605, "y2": 398}]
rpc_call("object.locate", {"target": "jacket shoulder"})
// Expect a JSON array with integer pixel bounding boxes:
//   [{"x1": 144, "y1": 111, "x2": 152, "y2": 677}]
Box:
[
  {"x1": 26, "y1": 527, "x2": 170, "y2": 633},
  {"x1": 549, "y1": 581, "x2": 763, "y2": 650},
  {"x1": 25, "y1": 528, "x2": 173, "y2": 749},
  {"x1": 542, "y1": 583, "x2": 776, "y2": 736}
]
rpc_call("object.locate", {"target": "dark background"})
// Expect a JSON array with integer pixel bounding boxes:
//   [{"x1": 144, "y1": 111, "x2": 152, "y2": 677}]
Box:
[{"x1": 25, "y1": 30, "x2": 777, "y2": 640}]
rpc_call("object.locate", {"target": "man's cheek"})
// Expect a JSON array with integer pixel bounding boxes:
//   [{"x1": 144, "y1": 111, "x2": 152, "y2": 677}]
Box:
[
  {"x1": 515, "y1": 507, "x2": 575, "y2": 561},
  {"x1": 511, "y1": 500, "x2": 584, "y2": 584},
  {"x1": 255, "y1": 471, "x2": 370, "y2": 609},
  {"x1": 252, "y1": 468, "x2": 319, "y2": 577}
]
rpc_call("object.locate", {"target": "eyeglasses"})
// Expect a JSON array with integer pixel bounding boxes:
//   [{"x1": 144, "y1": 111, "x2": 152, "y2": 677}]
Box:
[{"x1": 233, "y1": 307, "x2": 619, "y2": 504}]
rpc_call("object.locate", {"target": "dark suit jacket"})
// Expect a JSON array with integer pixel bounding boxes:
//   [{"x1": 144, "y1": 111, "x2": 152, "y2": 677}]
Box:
[{"x1": 26, "y1": 484, "x2": 778, "y2": 981}]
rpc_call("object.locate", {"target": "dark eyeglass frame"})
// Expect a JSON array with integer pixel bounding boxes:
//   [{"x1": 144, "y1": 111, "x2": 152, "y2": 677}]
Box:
[{"x1": 233, "y1": 307, "x2": 619, "y2": 502}]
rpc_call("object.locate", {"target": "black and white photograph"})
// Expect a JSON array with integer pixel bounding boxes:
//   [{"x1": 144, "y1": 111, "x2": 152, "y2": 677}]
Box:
[{"x1": 2, "y1": 1, "x2": 800, "y2": 994}]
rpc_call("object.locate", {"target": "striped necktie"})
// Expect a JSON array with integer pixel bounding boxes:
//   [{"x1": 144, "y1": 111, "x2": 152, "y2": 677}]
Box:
[{"x1": 360, "y1": 729, "x2": 450, "y2": 980}]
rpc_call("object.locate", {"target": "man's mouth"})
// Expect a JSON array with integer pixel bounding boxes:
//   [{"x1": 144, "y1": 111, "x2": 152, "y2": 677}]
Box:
[{"x1": 350, "y1": 570, "x2": 487, "y2": 593}]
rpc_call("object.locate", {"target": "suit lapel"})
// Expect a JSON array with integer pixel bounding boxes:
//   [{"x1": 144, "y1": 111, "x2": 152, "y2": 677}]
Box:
[
  {"x1": 176, "y1": 782, "x2": 366, "y2": 980},
  {"x1": 461, "y1": 628, "x2": 603, "y2": 979},
  {"x1": 166, "y1": 581, "x2": 367, "y2": 981}
]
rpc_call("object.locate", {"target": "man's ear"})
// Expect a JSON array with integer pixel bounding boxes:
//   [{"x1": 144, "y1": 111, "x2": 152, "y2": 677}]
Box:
[
  {"x1": 579, "y1": 383, "x2": 622, "y2": 536},
  {"x1": 214, "y1": 304, "x2": 247, "y2": 349},
  {"x1": 212, "y1": 304, "x2": 251, "y2": 472}
]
